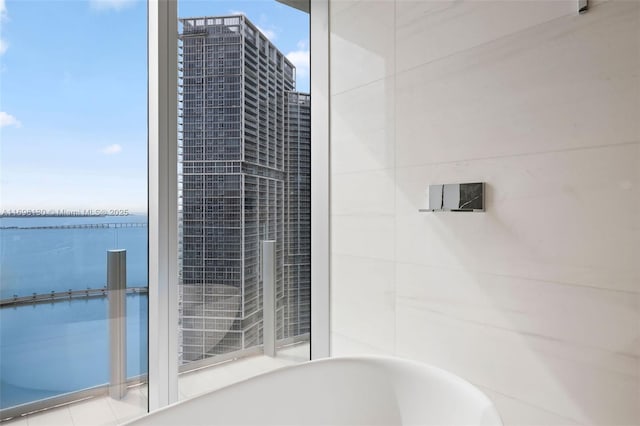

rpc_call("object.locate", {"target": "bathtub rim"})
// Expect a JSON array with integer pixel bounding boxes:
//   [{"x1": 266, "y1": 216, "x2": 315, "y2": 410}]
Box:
[{"x1": 124, "y1": 354, "x2": 503, "y2": 425}]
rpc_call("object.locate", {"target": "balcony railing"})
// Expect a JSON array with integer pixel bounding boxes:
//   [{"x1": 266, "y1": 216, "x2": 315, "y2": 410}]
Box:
[{"x1": 0, "y1": 287, "x2": 148, "y2": 308}]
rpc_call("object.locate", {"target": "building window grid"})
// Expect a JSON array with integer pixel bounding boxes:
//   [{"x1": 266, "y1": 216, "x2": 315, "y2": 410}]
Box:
[{"x1": 179, "y1": 15, "x2": 309, "y2": 363}]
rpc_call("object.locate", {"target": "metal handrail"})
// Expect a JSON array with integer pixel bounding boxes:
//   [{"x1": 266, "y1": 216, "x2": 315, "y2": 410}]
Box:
[
  {"x1": 0, "y1": 337, "x2": 311, "y2": 421},
  {"x1": 0, "y1": 376, "x2": 148, "y2": 422},
  {"x1": 0, "y1": 287, "x2": 148, "y2": 307}
]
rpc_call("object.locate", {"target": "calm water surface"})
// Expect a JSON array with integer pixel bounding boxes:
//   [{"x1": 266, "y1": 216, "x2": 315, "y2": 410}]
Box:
[{"x1": 0, "y1": 216, "x2": 149, "y2": 409}]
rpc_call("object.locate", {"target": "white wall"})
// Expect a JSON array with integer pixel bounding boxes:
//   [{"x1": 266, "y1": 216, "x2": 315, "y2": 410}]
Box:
[{"x1": 328, "y1": 0, "x2": 640, "y2": 424}]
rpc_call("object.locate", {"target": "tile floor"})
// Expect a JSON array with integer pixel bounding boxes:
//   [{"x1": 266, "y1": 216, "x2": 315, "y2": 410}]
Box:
[{"x1": 2, "y1": 343, "x2": 309, "y2": 426}]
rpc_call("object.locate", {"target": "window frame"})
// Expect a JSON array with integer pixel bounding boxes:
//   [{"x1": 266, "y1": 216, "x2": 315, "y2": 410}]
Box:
[{"x1": 147, "y1": 0, "x2": 330, "y2": 412}]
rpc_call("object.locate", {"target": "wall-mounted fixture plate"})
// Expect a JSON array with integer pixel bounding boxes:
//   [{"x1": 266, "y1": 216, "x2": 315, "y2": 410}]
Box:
[
  {"x1": 578, "y1": 0, "x2": 588, "y2": 13},
  {"x1": 419, "y1": 182, "x2": 485, "y2": 212}
]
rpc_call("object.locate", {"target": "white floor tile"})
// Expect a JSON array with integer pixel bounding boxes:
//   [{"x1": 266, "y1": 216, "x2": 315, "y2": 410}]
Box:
[
  {"x1": 1, "y1": 415, "x2": 28, "y2": 425},
  {"x1": 178, "y1": 343, "x2": 309, "y2": 399},
  {"x1": 12, "y1": 346, "x2": 311, "y2": 426},
  {"x1": 106, "y1": 388, "x2": 147, "y2": 423},
  {"x1": 179, "y1": 365, "x2": 237, "y2": 399},
  {"x1": 68, "y1": 397, "x2": 118, "y2": 426},
  {"x1": 27, "y1": 407, "x2": 74, "y2": 426},
  {"x1": 277, "y1": 343, "x2": 310, "y2": 363}
]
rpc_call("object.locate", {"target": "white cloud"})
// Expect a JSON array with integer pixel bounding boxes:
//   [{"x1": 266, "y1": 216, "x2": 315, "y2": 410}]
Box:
[
  {"x1": 229, "y1": 10, "x2": 245, "y2": 16},
  {"x1": 0, "y1": 111, "x2": 21, "y2": 128},
  {"x1": 90, "y1": 0, "x2": 136, "y2": 12},
  {"x1": 256, "y1": 25, "x2": 277, "y2": 42},
  {"x1": 102, "y1": 144, "x2": 122, "y2": 155},
  {"x1": 0, "y1": 0, "x2": 7, "y2": 21},
  {"x1": 286, "y1": 41, "x2": 310, "y2": 80},
  {"x1": 1, "y1": 0, "x2": 8, "y2": 55}
]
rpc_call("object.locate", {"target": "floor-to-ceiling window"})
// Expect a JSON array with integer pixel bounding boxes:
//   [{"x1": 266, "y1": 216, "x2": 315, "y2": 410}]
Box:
[
  {"x1": 175, "y1": 1, "x2": 311, "y2": 396},
  {"x1": 0, "y1": 0, "x2": 326, "y2": 420},
  {"x1": 0, "y1": 0, "x2": 148, "y2": 421}
]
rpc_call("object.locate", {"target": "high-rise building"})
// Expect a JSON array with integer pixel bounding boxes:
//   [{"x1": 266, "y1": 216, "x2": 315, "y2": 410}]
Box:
[
  {"x1": 178, "y1": 15, "x2": 310, "y2": 363},
  {"x1": 283, "y1": 92, "x2": 311, "y2": 339}
]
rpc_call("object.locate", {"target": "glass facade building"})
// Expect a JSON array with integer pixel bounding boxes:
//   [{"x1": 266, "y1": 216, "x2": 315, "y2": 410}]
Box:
[
  {"x1": 283, "y1": 92, "x2": 311, "y2": 339},
  {"x1": 178, "y1": 15, "x2": 310, "y2": 363}
]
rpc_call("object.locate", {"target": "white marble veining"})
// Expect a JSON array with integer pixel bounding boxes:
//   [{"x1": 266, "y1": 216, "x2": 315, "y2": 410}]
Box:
[
  {"x1": 478, "y1": 387, "x2": 583, "y2": 426},
  {"x1": 331, "y1": 254, "x2": 396, "y2": 352},
  {"x1": 394, "y1": 144, "x2": 640, "y2": 292},
  {"x1": 329, "y1": 0, "x2": 640, "y2": 424},
  {"x1": 331, "y1": 214, "x2": 395, "y2": 261},
  {"x1": 330, "y1": 0, "x2": 395, "y2": 95},
  {"x1": 331, "y1": 77, "x2": 395, "y2": 174},
  {"x1": 331, "y1": 332, "x2": 394, "y2": 357},
  {"x1": 395, "y1": 0, "x2": 640, "y2": 167},
  {"x1": 332, "y1": 168, "x2": 395, "y2": 216},
  {"x1": 395, "y1": 0, "x2": 576, "y2": 73},
  {"x1": 396, "y1": 262, "x2": 640, "y2": 360},
  {"x1": 395, "y1": 303, "x2": 639, "y2": 424},
  {"x1": 329, "y1": 0, "x2": 360, "y2": 18}
]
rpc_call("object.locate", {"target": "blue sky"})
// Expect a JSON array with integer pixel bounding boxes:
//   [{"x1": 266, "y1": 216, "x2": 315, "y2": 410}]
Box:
[{"x1": 0, "y1": 0, "x2": 309, "y2": 213}]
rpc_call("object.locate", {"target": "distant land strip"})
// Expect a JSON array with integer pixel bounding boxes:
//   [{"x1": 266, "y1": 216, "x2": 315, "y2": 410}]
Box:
[{"x1": 0, "y1": 223, "x2": 148, "y2": 230}]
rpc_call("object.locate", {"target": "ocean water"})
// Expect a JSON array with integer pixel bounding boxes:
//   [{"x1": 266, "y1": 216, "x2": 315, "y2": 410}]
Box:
[
  {"x1": 0, "y1": 215, "x2": 148, "y2": 298},
  {"x1": 0, "y1": 216, "x2": 149, "y2": 410}
]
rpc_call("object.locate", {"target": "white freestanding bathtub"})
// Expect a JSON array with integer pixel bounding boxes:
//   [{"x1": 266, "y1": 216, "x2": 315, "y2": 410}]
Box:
[{"x1": 127, "y1": 356, "x2": 502, "y2": 425}]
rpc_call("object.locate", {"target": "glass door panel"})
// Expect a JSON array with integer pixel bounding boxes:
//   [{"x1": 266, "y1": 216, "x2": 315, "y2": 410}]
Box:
[{"x1": 176, "y1": 0, "x2": 310, "y2": 399}]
